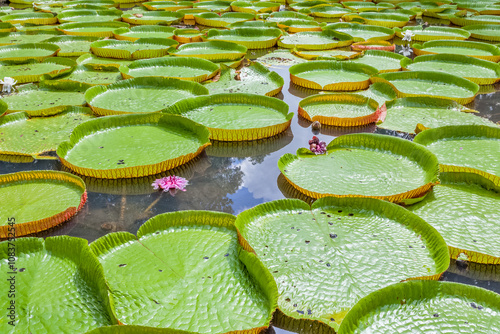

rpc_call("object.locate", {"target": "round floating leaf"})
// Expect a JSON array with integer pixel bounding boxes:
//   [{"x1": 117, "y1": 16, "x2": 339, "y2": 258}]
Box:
[
  {"x1": 170, "y1": 41, "x2": 247, "y2": 61},
  {"x1": 276, "y1": 19, "x2": 322, "y2": 33},
  {"x1": 43, "y1": 35, "x2": 98, "y2": 57},
  {"x1": 121, "y1": 11, "x2": 184, "y2": 25},
  {"x1": 0, "y1": 236, "x2": 116, "y2": 332},
  {"x1": 342, "y1": 12, "x2": 410, "y2": 28},
  {"x1": 464, "y1": 24, "x2": 500, "y2": 42},
  {"x1": 228, "y1": 20, "x2": 278, "y2": 28},
  {"x1": 77, "y1": 53, "x2": 132, "y2": 69},
  {"x1": 85, "y1": 77, "x2": 209, "y2": 116},
  {"x1": 0, "y1": 42, "x2": 60, "y2": 61},
  {"x1": 298, "y1": 93, "x2": 382, "y2": 126},
  {"x1": 203, "y1": 27, "x2": 282, "y2": 49},
  {"x1": 370, "y1": 71, "x2": 480, "y2": 105},
  {"x1": 0, "y1": 57, "x2": 75, "y2": 83},
  {"x1": 338, "y1": 281, "x2": 500, "y2": 334},
  {"x1": 90, "y1": 38, "x2": 178, "y2": 60},
  {"x1": 278, "y1": 30, "x2": 353, "y2": 50},
  {"x1": 351, "y1": 40, "x2": 395, "y2": 51},
  {"x1": 57, "y1": 113, "x2": 211, "y2": 178},
  {"x1": 113, "y1": 26, "x2": 176, "y2": 42},
  {"x1": 347, "y1": 50, "x2": 405, "y2": 72},
  {"x1": 3, "y1": 81, "x2": 86, "y2": 116},
  {"x1": 300, "y1": 4, "x2": 354, "y2": 19},
  {"x1": 57, "y1": 21, "x2": 130, "y2": 37},
  {"x1": 56, "y1": 9, "x2": 122, "y2": 23},
  {"x1": 46, "y1": 65, "x2": 121, "y2": 88},
  {"x1": 343, "y1": 1, "x2": 395, "y2": 12},
  {"x1": 266, "y1": 11, "x2": 313, "y2": 22},
  {"x1": 412, "y1": 40, "x2": 500, "y2": 62},
  {"x1": 324, "y1": 22, "x2": 395, "y2": 42},
  {"x1": 413, "y1": 125, "x2": 500, "y2": 179},
  {"x1": 235, "y1": 197, "x2": 449, "y2": 330},
  {"x1": 142, "y1": 1, "x2": 193, "y2": 11},
  {"x1": 401, "y1": 54, "x2": 500, "y2": 85},
  {"x1": 89, "y1": 211, "x2": 278, "y2": 332},
  {"x1": 0, "y1": 12, "x2": 57, "y2": 25},
  {"x1": 379, "y1": 97, "x2": 498, "y2": 134},
  {"x1": 355, "y1": 81, "x2": 397, "y2": 105},
  {"x1": 120, "y1": 57, "x2": 219, "y2": 82},
  {"x1": 0, "y1": 31, "x2": 60, "y2": 45},
  {"x1": 205, "y1": 62, "x2": 283, "y2": 96},
  {"x1": 0, "y1": 108, "x2": 96, "y2": 157},
  {"x1": 0, "y1": 171, "x2": 87, "y2": 237},
  {"x1": 173, "y1": 28, "x2": 203, "y2": 44},
  {"x1": 192, "y1": 1, "x2": 232, "y2": 13},
  {"x1": 407, "y1": 169, "x2": 500, "y2": 264},
  {"x1": 193, "y1": 12, "x2": 255, "y2": 28},
  {"x1": 231, "y1": 1, "x2": 281, "y2": 14},
  {"x1": 162, "y1": 93, "x2": 292, "y2": 141},
  {"x1": 394, "y1": 26, "x2": 470, "y2": 41},
  {"x1": 289, "y1": 60, "x2": 378, "y2": 91},
  {"x1": 293, "y1": 48, "x2": 360, "y2": 60},
  {"x1": 287, "y1": 0, "x2": 331, "y2": 11},
  {"x1": 278, "y1": 133, "x2": 439, "y2": 202},
  {"x1": 449, "y1": 14, "x2": 500, "y2": 26}
]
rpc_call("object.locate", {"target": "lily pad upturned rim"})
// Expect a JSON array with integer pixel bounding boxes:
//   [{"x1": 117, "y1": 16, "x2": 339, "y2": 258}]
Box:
[
  {"x1": 299, "y1": 4, "x2": 354, "y2": 19},
  {"x1": 204, "y1": 27, "x2": 282, "y2": 49},
  {"x1": 289, "y1": 60, "x2": 378, "y2": 91},
  {"x1": 0, "y1": 170, "x2": 87, "y2": 238},
  {"x1": 449, "y1": 14, "x2": 500, "y2": 26},
  {"x1": 0, "y1": 42, "x2": 60, "y2": 61},
  {"x1": 85, "y1": 76, "x2": 209, "y2": 116},
  {"x1": 57, "y1": 113, "x2": 211, "y2": 179},
  {"x1": 412, "y1": 40, "x2": 500, "y2": 62},
  {"x1": 0, "y1": 12, "x2": 58, "y2": 25},
  {"x1": 112, "y1": 26, "x2": 176, "y2": 42},
  {"x1": 370, "y1": 70, "x2": 480, "y2": 105},
  {"x1": 342, "y1": 12, "x2": 410, "y2": 28},
  {"x1": 298, "y1": 93, "x2": 382, "y2": 126},
  {"x1": 394, "y1": 25, "x2": 471, "y2": 41},
  {"x1": 349, "y1": 49, "x2": 406, "y2": 73},
  {"x1": 464, "y1": 24, "x2": 500, "y2": 42},
  {"x1": 278, "y1": 133, "x2": 440, "y2": 203},
  {"x1": 161, "y1": 93, "x2": 293, "y2": 141},
  {"x1": 400, "y1": 53, "x2": 500, "y2": 85},
  {"x1": 43, "y1": 35, "x2": 99, "y2": 57},
  {"x1": 193, "y1": 12, "x2": 256, "y2": 28},
  {"x1": 56, "y1": 9, "x2": 122, "y2": 23},
  {"x1": 0, "y1": 57, "x2": 76, "y2": 83},
  {"x1": 338, "y1": 280, "x2": 500, "y2": 334},
  {"x1": 90, "y1": 38, "x2": 179, "y2": 60},
  {"x1": 231, "y1": 0, "x2": 281, "y2": 14},
  {"x1": 278, "y1": 30, "x2": 354, "y2": 51},
  {"x1": 121, "y1": 11, "x2": 184, "y2": 25},
  {"x1": 0, "y1": 21, "x2": 16, "y2": 32},
  {"x1": 57, "y1": 21, "x2": 130, "y2": 37},
  {"x1": 170, "y1": 40, "x2": 248, "y2": 61},
  {"x1": 275, "y1": 18, "x2": 323, "y2": 33},
  {"x1": 324, "y1": 22, "x2": 396, "y2": 42}
]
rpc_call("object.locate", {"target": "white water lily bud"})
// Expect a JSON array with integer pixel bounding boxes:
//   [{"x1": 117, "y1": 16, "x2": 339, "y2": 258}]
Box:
[{"x1": 0, "y1": 77, "x2": 17, "y2": 94}]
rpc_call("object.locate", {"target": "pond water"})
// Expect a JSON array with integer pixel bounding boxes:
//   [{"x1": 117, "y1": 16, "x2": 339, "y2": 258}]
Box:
[{"x1": 0, "y1": 12, "x2": 499, "y2": 334}]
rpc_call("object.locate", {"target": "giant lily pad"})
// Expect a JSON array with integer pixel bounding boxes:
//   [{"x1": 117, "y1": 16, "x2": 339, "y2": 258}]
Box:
[
  {"x1": 231, "y1": 1, "x2": 281, "y2": 14},
  {"x1": 266, "y1": 11, "x2": 313, "y2": 22},
  {"x1": 192, "y1": 1, "x2": 232, "y2": 13},
  {"x1": 85, "y1": 77, "x2": 209, "y2": 116},
  {"x1": 379, "y1": 97, "x2": 498, "y2": 134},
  {"x1": 299, "y1": 4, "x2": 353, "y2": 19},
  {"x1": 170, "y1": 41, "x2": 247, "y2": 61},
  {"x1": 407, "y1": 169, "x2": 500, "y2": 264},
  {"x1": 57, "y1": 21, "x2": 130, "y2": 37},
  {"x1": 293, "y1": 49, "x2": 360, "y2": 60},
  {"x1": 401, "y1": 54, "x2": 500, "y2": 85},
  {"x1": 57, "y1": 9, "x2": 122, "y2": 23},
  {"x1": 413, "y1": 125, "x2": 500, "y2": 179},
  {"x1": 278, "y1": 30, "x2": 353, "y2": 50},
  {"x1": 121, "y1": 11, "x2": 184, "y2": 25},
  {"x1": 370, "y1": 71, "x2": 480, "y2": 105},
  {"x1": 0, "y1": 12, "x2": 57, "y2": 25},
  {"x1": 394, "y1": 25, "x2": 470, "y2": 41},
  {"x1": 3, "y1": 81, "x2": 86, "y2": 116},
  {"x1": 43, "y1": 35, "x2": 98, "y2": 57},
  {"x1": 0, "y1": 172, "x2": 87, "y2": 237},
  {"x1": 338, "y1": 281, "x2": 500, "y2": 333},
  {"x1": 413, "y1": 40, "x2": 500, "y2": 62},
  {"x1": 343, "y1": 1, "x2": 395, "y2": 12},
  {"x1": 298, "y1": 93, "x2": 383, "y2": 126},
  {"x1": 77, "y1": 53, "x2": 131, "y2": 69},
  {"x1": 46, "y1": 64, "x2": 121, "y2": 87},
  {"x1": 0, "y1": 43, "x2": 59, "y2": 61},
  {"x1": 464, "y1": 24, "x2": 500, "y2": 42},
  {"x1": 90, "y1": 211, "x2": 277, "y2": 332},
  {"x1": 142, "y1": 1, "x2": 193, "y2": 11},
  {"x1": 205, "y1": 62, "x2": 283, "y2": 96},
  {"x1": 90, "y1": 38, "x2": 178, "y2": 60},
  {"x1": 112, "y1": 26, "x2": 175, "y2": 42},
  {"x1": 235, "y1": 197, "x2": 449, "y2": 330},
  {"x1": 449, "y1": 14, "x2": 500, "y2": 26},
  {"x1": 276, "y1": 19, "x2": 322, "y2": 33},
  {"x1": 324, "y1": 22, "x2": 395, "y2": 42},
  {"x1": 162, "y1": 93, "x2": 292, "y2": 141},
  {"x1": 348, "y1": 50, "x2": 405, "y2": 73},
  {"x1": 342, "y1": 12, "x2": 410, "y2": 28},
  {"x1": 289, "y1": 61, "x2": 378, "y2": 91},
  {"x1": 0, "y1": 31, "x2": 60, "y2": 45},
  {"x1": 355, "y1": 81, "x2": 397, "y2": 105},
  {"x1": 0, "y1": 22, "x2": 16, "y2": 33},
  {"x1": 120, "y1": 57, "x2": 219, "y2": 82},
  {"x1": 288, "y1": 1, "x2": 332, "y2": 12},
  {"x1": 193, "y1": 12, "x2": 255, "y2": 28},
  {"x1": 279, "y1": 133, "x2": 439, "y2": 202},
  {"x1": 203, "y1": 28, "x2": 282, "y2": 49},
  {"x1": 173, "y1": 28, "x2": 203, "y2": 44},
  {"x1": 0, "y1": 57, "x2": 75, "y2": 83}
]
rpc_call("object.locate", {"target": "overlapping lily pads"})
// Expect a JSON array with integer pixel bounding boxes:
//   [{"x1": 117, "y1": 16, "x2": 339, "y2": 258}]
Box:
[
  {"x1": 299, "y1": 4, "x2": 353, "y2": 19},
  {"x1": 394, "y1": 26, "x2": 471, "y2": 41},
  {"x1": 413, "y1": 40, "x2": 500, "y2": 62},
  {"x1": 43, "y1": 35, "x2": 98, "y2": 57},
  {"x1": 0, "y1": 43, "x2": 60, "y2": 61},
  {"x1": 0, "y1": 12, "x2": 58, "y2": 25},
  {"x1": 0, "y1": 57, "x2": 75, "y2": 83},
  {"x1": 90, "y1": 38, "x2": 178, "y2": 60},
  {"x1": 348, "y1": 50, "x2": 405, "y2": 72},
  {"x1": 170, "y1": 41, "x2": 247, "y2": 61},
  {"x1": 235, "y1": 197, "x2": 449, "y2": 330},
  {"x1": 0, "y1": 172, "x2": 87, "y2": 237},
  {"x1": 57, "y1": 21, "x2": 129, "y2": 37},
  {"x1": 324, "y1": 22, "x2": 395, "y2": 42},
  {"x1": 193, "y1": 0, "x2": 232, "y2": 13},
  {"x1": 276, "y1": 19, "x2": 322, "y2": 33},
  {"x1": 193, "y1": 12, "x2": 255, "y2": 28},
  {"x1": 342, "y1": 12, "x2": 410, "y2": 28},
  {"x1": 278, "y1": 133, "x2": 439, "y2": 202},
  {"x1": 142, "y1": 1, "x2": 193, "y2": 11},
  {"x1": 57, "y1": 9, "x2": 122, "y2": 23},
  {"x1": 464, "y1": 24, "x2": 500, "y2": 42},
  {"x1": 76, "y1": 53, "x2": 131, "y2": 69},
  {"x1": 449, "y1": 14, "x2": 500, "y2": 26},
  {"x1": 112, "y1": 26, "x2": 176, "y2": 42},
  {"x1": 203, "y1": 28, "x2": 282, "y2": 49},
  {"x1": 121, "y1": 11, "x2": 183, "y2": 25},
  {"x1": 163, "y1": 93, "x2": 292, "y2": 141},
  {"x1": 57, "y1": 113, "x2": 211, "y2": 178},
  {"x1": 0, "y1": 31, "x2": 60, "y2": 45},
  {"x1": 46, "y1": 64, "x2": 121, "y2": 88},
  {"x1": 293, "y1": 49, "x2": 360, "y2": 60},
  {"x1": 231, "y1": 1, "x2": 280, "y2": 13},
  {"x1": 278, "y1": 30, "x2": 353, "y2": 50}
]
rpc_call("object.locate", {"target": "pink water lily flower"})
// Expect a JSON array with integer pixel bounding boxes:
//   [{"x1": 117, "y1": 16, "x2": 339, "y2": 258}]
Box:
[{"x1": 152, "y1": 175, "x2": 189, "y2": 195}]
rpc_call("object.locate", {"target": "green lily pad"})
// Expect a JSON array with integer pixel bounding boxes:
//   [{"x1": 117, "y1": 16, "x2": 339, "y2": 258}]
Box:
[
  {"x1": 0, "y1": 12, "x2": 58, "y2": 25},
  {"x1": 413, "y1": 125, "x2": 500, "y2": 179},
  {"x1": 289, "y1": 60, "x2": 378, "y2": 91},
  {"x1": 77, "y1": 53, "x2": 132, "y2": 69},
  {"x1": 193, "y1": 12, "x2": 255, "y2": 28},
  {"x1": 256, "y1": 49, "x2": 307, "y2": 66},
  {"x1": 170, "y1": 41, "x2": 247, "y2": 61},
  {"x1": 299, "y1": 4, "x2": 353, "y2": 18},
  {"x1": 3, "y1": 81, "x2": 86, "y2": 116},
  {"x1": 43, "y1": 35, "x2": 98, "y2": 57},
  {"x1": 343, "y1": 1, "x2": 395, "y2": 12},
  {"x1": 379, "y1": 97, "x2": 498, "y2": 134},
  {"x1": 205, "y1": 62, "x2": 284, "y2": 96},
  {"x1": 338, "y1": 281, "x2": 500, "y2": 333},
  {"x1": 342, "y1": 12, "x2": 410, "y2": 28},
  {"x1": 413, "y1": 40, "x2": 500, "y2": 62},
  {"x1": 57, "y1": 9, "x2": 122, "y2": 23},
  {"x1": 231, "y1": 1, "x2": 281, "y2": 14},
  {"x1": 278, "y1": 30, "x2": 352, "y2": 50},
  {"x1": 204, "y1": 27, "x2": 282, "y2": 49},
  {"x1": 266, "y1": 11, "x2": 313, "y2": 22},
  {"x1": 0, "y1": 57, "x2": 75, "y2": 83},
  {"x1": 449, "y1": 14, "x2": 500, "y2": 26},
  {"x1": 120, "y1": 57, "x2": 219, "y2": 82},
  {"x1": 355, "y1": 81, "x2": 397, "y2": 105},
  {"x1": 0, "y1": 22, "x2": 15, "y2": 33},
  {"x1": 64, "y1": 0, "x2": 116, "y2": 8},
  {"x1": 276, "y1": 19, "x2": 322, "y2": 33},
  {"x1": 113, "y1": 26, "x2": 176, "y2": 42},
  {"x1": 235, "y1": 197, "x2": 449, "y2": 330},
  {"x1": 279, "y1": 133, "x2": 439, "y2": 202},
  {"x1": 0, "y1": 31, "x2": 60, "y2": 45},
  {"x1": 173, "y1": 28, "x2": 203, "y2": 44},
  {"x1": 162, "y1": 93, "x2": 292, "y2": 141},
  {"x1": 288, "y1": 1, "x2": 331, "y2": 11},
  {"x1": 293, "y1": 49, "x2": 360, "y2": 60},
  {"x1": 121, "y1": 11, "x2": 184, "y2": 25},
  {"x1": 142, "y1": 1, "x2": 193, "y2": 11},
  {"x1": 395, "y1": 25, "x2": 470, "y2": 41},
  {"x1": 348, "y1": 50, "x2": 405, "y2": 73},
  {"x1": 0, "y1": 42, "x2": 60, "y2": 61},
  {"x1": 90, "y1": 211, "x2": 277, "y2": 332},
  {"x1": 407, "y1": 169, "x2": 500, "y2": 264},
  {"x1": 464, "y1": 24, "x2": 500, "y2": 42},
  {"x1": 85, "y1": 77, "x2": 209, "y2": 115},
  {"x1": 0, "y1": 236, "x2": 116, "y2": 330},
  {"x1": 0, "y1": 107, "x2": 95, "y2": 158},
  {"x1": 47, "y1": 64, "x2": 121, "y2": 87},
  {"x1": 324, "y1": 22, "x2": 395, "y2": 42},
  {"x1": 228, "y1": 20, "x2": 278, "y2": 28},
  {"x1": 57, "y1": 21, "x2": 130, "y2": 37},
  {"x1": 90, "y1": 38, "x2": 178, "y2": 60},
  {"x1": 192, "y1": 0, "x2": 232, "y2": 13},
  {"x1": 401, "y1": 54, "x2": 500, "y2": 85},
  {"x1": 370, "y1": 71, "x2": 480, "y2": 105}
]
